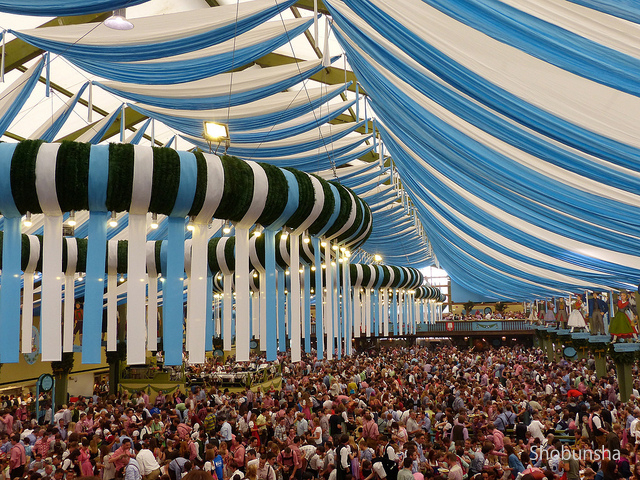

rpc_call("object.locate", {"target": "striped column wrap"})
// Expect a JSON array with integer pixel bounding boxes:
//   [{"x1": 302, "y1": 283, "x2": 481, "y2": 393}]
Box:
[
  {"x1": 63, "y1": 237, "x2": 78, "y2": 353},
  {"x1": 374, "y1": 265, "x2": 386, "y2": 336},
  {"x1": 323, "y1": 240, "x2": 333, "y2": 359},
  {"x1": 289, "y1": 232, "x2": 302, "y2": 362},
  {"x1": 292, "y1": 173, "x2": 325, "y2": 235},
  {"x1": 249, "y1": 271, "x2": 260, "y2": 293},
  {"x1": 248, "y1": 234, "x2": 267, "y2": 351},
  {"x1": 249, "y1": 234, "x2": 265, "y2": 273},
  {"x1": 300, "y1": 239, "x2": 315, "y2": 265},
  {"x1": 189, "y1": 154, "x2": 224, "y2": 361},
  {"x1": 0, "y1": 142, "x2": 21, "y2": 363},
  {"x1": 385, "y1": 267, "x2": 395, "y2": 335},
  {"x1": 236, "y1": 162, "x2": 269, "y2": 362},
  {"x1": 353, "y1": 280, "x2": 361, "y2": 338},
  {"x1": 146, "y1": 240, "x2": 158, "y2": 352},
  {"x1": 127, "y1": 145, "x2": 153, "y2": 365},
  {"x1": 106, "y1": 239, "x2": 118, "y2": 351},
  {"x1": 364, "y1": 264, "x2": 377, "y2": 338},
  {"x1": 21, "y1": 235, "x2": 40, "y2": 354},
  {"x1": 277, "y1": 234, "x2": 290, "y2": 267},
  {"x1": 35, "y1": 142, "x2": 63, "y2": 361},
  {"x1": 341, "y1": 196, "x2": 369, "y2": 245},
  {"x1": 184, "y1": 237, "x2": 195, "y2": 356},
  {"x1": 215, "y1": 237, "x2": 234, "y2": 351}
]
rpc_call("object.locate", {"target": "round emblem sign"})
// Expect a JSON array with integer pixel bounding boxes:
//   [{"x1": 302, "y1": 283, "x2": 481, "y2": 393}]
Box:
[{"x1": 446, "y1": 322, "x2": 454, "y2": 332}]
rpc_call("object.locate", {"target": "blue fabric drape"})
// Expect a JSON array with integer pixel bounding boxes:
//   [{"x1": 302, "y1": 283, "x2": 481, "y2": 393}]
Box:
[
  {"x1": 0, "y1": 0, "x2": 149, "y2": 16},
  {"x1": 130, "y1": 83, "x2": 350, "y2": 134},
  {"x1": 567, "y1": 0, "x2": 640, "y2": 24},
  {"x1": 36, "y1": 82, "x2": 89, "y2": 142},
  {"x1": 127, "y1": 118, "x2": 151, "y2": 145},
  {"x1": 94, "y1": 59, "x2": 331, "y2": 109},
  {"x1": 63, "y1": 19, "x2": 313, "y2": 84},
  {"x1": 231, "y1": 100, "x2": 355, "y2": 143},
  {"x1": 420, "y1": 0, "x2": 640, "y2": 97},
  {"x1": 0, "y1": 59, "x2": 44, "y2": 137},
  {"x1": 11, "y1": 0, "x2": 298, "y2": 62},
  {"x1": 329, "y1": 2, "x2": 640, "y2": 171}
]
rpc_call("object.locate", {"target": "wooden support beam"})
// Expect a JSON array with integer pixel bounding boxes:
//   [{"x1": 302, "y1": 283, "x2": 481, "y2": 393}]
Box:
[{"x1": 294, "y1": 0, "x2": 330, "y2": 16}]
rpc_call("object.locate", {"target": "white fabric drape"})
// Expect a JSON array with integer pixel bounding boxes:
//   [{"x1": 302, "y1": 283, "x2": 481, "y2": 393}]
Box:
[{"x1": 16, "y1": 0, "x2": 289, "y2": 46}]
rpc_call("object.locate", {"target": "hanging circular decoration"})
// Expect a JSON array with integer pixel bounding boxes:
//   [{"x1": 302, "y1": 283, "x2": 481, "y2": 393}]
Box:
[{"x1": 563, "y1": 346, "x2": 577, "y2": 358}]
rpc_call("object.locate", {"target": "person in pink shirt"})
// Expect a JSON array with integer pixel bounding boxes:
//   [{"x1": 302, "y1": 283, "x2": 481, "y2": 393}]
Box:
[
  {"x1": 111, "y1": 438, "x2": 136, "y2": 473},
  {"x1": 9, "y1": 433, "x2": 26, "y2": 479},
  {"x1": 487, "y1": 423, "x2": 504, "y2": 452}
]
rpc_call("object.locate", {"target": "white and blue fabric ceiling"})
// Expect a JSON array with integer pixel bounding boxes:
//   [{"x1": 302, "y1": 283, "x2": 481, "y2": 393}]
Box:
[{"x1": 324, "y1": 0, "x2": 640, "y2": 299}]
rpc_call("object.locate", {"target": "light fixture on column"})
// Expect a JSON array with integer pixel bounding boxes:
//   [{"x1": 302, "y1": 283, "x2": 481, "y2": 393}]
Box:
[
  {"x1": 23, "y1": 212, "x2": 33, "y2": 227},
  {"x1": 222, "y1": 220, "x2": 231, "y2": 235},
  {"x1": 302, "y1": 231, "x2": 310, "y2": 244},
  {"x1": 252, "y1": 225, "x2": 263, "y2": 237},
  {"x1": 150, "y1": 213, "x2": 159, "y2": 229},
  {"x1": 187, "y1": 216, "x2": 196, "y2": 232},
  {"x1": 67, "y1": 210, "x2": 77, "y2": 227},
  {"x1": 281, "y1": 228, "x2": 289, "y2": 239},
  {"x1": 104, "y1": 8, "x2": 134, "y2": 30},
  {"x1": 374, "y1": 254, "x2": 382, "y2": 263},
  {"x1": 109, "y1": 211, "x2": 118, "y2": 228}
]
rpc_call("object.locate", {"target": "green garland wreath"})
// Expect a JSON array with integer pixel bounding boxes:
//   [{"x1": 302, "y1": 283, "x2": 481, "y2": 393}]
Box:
[
  {"x1": 256, "y1": 162, "x2": 288, "y2": 226},
  {"x1": 282, "y1": 168, "x2": 314, "y2": 230},
  {"x1": 148, "y1": 147, "x2": 181, "y2": 215},
  {"x1": 324, "y1": 181, "x2": 352, "y2": 239},
  {"x1": 187, "y1": 151, "x2": 208, "y2": 218},
  {"x1": 215, "y1": 155, "x2": 253, "y2": 222},
  {"x1": 308, "y1": 174, "x2": 335, "y2": 237}
]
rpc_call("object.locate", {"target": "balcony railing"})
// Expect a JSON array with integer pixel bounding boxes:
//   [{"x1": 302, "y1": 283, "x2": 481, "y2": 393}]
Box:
[{"x1": 309, "y1": 319, "x2": 532, "y2": 337}]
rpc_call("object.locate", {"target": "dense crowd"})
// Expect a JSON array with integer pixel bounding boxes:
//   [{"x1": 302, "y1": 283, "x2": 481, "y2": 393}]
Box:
[{"x1": 1, "y1": 344, "x2": 640, "y2": 480}]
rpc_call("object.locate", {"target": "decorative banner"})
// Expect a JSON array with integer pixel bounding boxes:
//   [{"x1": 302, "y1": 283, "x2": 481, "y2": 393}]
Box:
[
  {"x1": 289, "y1": 234, "x2": 301, "y2": 362},
  {"x1": 21, "y1": 235, "x2": 40, "y2": 355},
  {"x1": 303, "y1": 266, "x2": 311, "y2": 353},
  {"x1": 0, "y1": 143, "x2": 20, "y2": 364},
  {"x1": 84, "y1": 144, "x2": 109, "y2": 364},
  {"x1": 36, "y1": 143, "x2": 63, "y2": 362},
  {"x1": 324, "y1": 241, "x2": 333, "y2": 359},
  {"x1": 127, "y1": 145, "x2": 153, "y2": 365},
  {"x1": 146, "y1": 241, "x2": 158, "y2": 352},
  {"x1": 63, "y1": 237, "x2": 77, "y2": 353},
  {"x1": 106, "y1": 239, "x2": 118, "y2": 351},
  {"x1": 312, "y1": 237, "x2": 324, "y2": 359}
]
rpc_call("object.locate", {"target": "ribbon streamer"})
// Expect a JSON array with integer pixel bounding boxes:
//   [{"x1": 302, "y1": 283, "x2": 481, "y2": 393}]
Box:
[
  {"x1": 312, "y1": 237, "x2": 324, "y2": 359},
  {"x1": 36, "y1": 143, "x2": 63, "y2": 361},
  {"x1": 146, "y1": 241, "x2": 158, "y2": 352},
  {"x1": 106, "y1": 240, "x2": 118, "y2": 351},
  {"x1": 127, "y1": 146, "x2": 153, "y2": 365},
  {"x1": 21, "y1": 236, "x2": 40, "y2": 355},
  {"x1": 63, "y1": 237, "x2": 77, "y2": 353}
]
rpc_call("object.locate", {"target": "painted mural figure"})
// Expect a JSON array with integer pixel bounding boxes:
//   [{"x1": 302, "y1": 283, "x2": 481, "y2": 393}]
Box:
[
  {"x1": 567, "y1": 298, "x2": 588, "y2": 332},
  {"x1": 588, "y1": 292, "x2": 607, "y2": 335},
  {"x1": 556, "y1": 298, "x2": 568, "y2": 329},
  {"x1": 609, "y1": 291, "x2": 638, "y2": 342}
]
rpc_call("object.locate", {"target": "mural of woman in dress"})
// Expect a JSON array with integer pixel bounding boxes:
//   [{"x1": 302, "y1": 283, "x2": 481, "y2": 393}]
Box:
[
  {"x1": 609, "y1": 291, "x2": 638, "y2": 342},
  {"x1": 567, "y1": 297, "x2": 588, "y2": 332}
]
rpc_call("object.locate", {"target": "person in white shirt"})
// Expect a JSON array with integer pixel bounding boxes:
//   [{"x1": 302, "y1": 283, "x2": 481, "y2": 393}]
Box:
[
  {"x1": 527, "y1": 414, "x2": 545, "y2": 442},
  {"x1": 136, "y1": 443, "x2": 161, "y2": 480}
]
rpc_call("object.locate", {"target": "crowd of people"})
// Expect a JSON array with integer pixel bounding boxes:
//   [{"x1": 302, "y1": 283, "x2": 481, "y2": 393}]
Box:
[{"x1": 1, "y1": 344, "x2": 640, "y2": 480}]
